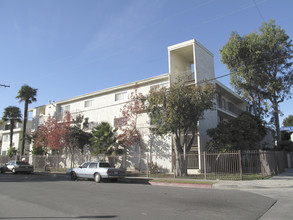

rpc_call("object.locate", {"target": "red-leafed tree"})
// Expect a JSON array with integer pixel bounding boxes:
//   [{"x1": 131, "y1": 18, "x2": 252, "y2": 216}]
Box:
[
  {"x1": 33, "y1": 112, "x2": 71, "y2": 153},
  {"x1": 118, "y1": 84, "x2": 144, "y2": 170}
]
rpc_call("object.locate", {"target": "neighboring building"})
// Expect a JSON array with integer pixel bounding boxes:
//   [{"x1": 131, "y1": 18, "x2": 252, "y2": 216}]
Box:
[
  {"x1": 0, "y1": 121, "x2": 32, "y2": 156},
  {"x1": 29, "y1": 39, "x2": 247, "y2": 172},
  {"x1": 281, "y1": 127, "x2": 293, "y2": 142}
]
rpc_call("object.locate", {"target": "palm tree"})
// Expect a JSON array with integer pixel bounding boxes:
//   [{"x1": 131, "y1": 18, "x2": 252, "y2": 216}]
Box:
[
  {"x1": 16, "y1": 84, "x2": 38, "y2": 155},
  {"x1": 2, "y1": 106, "x2": 22, "y2": 149}
]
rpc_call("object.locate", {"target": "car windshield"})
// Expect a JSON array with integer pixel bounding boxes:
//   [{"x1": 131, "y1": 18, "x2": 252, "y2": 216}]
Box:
[
  {"x1": 82, "y1": 163, "x2": 89, "y2": 168},
  {"x1": 16, "y1": 161, "x2": 29, "y2": 165},
  {"x1": 99, "y1": 162, "x2": 112, "y2": 168}
]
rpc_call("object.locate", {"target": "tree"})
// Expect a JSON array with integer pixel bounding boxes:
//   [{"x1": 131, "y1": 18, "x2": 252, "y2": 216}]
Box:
[
  {"x1": 221, "y1": 31, "x2": 267, "y2": 119},
  {"x1": 118, "y1": 84, "x2": 143, "y2": 169},
  {"x1": 31, "y1": 146, "x2": 46, "y2": 155},
  {"x1": 220, "y1": 20, "x2": 293, "y2": 147},
  {"x1": 207, "y1": 112, "x2": 267, "y2": 152},
  {"x1": 283, "y1": 115, "x2": 293, "y2": 127},
  {"x1": 65, "y1": 114, "x2": 92, "y2": 167},
  {"x1": 16, "y1": 84, "x2": 37, "y2": 155},
  {"x1": 90, "y1": 122, "x2": 121, "y2": 156},
  {"x1": 7, "y1": 147, "x2": 17, "y2": 158},
  {"x1": 68, "y1": 126, "x2": 92, "y2": 153},
  {"x1": 141, "y1": 82, "x2": 215, "y2": 176},
  {"x1": 33, "y1": 113, "x2": 70, "y2": 152},
  {"x1": 2, "y1": 106, "x2": 22, "y2": 149}
]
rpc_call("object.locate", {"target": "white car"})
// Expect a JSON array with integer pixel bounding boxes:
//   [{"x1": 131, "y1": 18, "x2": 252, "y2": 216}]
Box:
[
  {"x1": 67, "y1": 162, "x2": 125, "y2": 183},
  {"x1": 0, "y1": 160, "x2": 34, "y2": 174}
]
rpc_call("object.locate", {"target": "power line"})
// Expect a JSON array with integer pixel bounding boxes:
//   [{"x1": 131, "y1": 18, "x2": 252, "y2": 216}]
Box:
[
  {"x1": 0, "y1": 84, "x2": 10, "y2": 88},
  {"x1": 196, "y1": 55, "x2": 293, "y2": 85},
  {"x1": 253, "y1": 0, "x2": 265, "y2": 22}
]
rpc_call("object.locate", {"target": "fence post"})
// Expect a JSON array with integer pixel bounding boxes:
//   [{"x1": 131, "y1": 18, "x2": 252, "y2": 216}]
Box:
[
  {"x1": 238, "y1": 150, "x2": 243, "y2": 181},
  {"x1": 146, "y1": 154, "x2": 149, "y2": 178},
  {"x1": 204, "y1": 152, "x2": 207, "y2": 180},
  {"x1": 33, "y1": 155, "x2": 35, "y2": 170},
  {"x1": 44, "y1": 156, "x2": 47, "y2": 171}
]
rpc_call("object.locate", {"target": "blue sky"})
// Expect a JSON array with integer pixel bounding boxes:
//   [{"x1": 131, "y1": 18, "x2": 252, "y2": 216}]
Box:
[{"x1": 0, "y1": 0, "x2": 292, "y2": 125}]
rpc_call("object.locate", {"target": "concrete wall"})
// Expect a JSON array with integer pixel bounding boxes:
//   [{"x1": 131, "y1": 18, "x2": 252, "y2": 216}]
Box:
[
  {"x1": 194, "y1": 42, "x2": 215, "y2": 84},
  {"x1": 1, "y1": 129, "x2": 22, "y2": 155}
]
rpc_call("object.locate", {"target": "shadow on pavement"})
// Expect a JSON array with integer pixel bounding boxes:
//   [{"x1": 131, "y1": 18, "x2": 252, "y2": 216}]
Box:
[
  {"x1": 0, "y1": 173, "x2": 152, "y2": 185},
  {"x1": 0, "y1": 173, "x2": 69, "y2": 182},
  {"x1": 0, "y1": 215, "x2": 118, "y2": 219}
]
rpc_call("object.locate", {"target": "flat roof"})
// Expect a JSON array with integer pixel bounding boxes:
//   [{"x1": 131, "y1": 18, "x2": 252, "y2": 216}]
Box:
[{"x1": 30, "y1": 73, "x2": 169, "y2": 110}]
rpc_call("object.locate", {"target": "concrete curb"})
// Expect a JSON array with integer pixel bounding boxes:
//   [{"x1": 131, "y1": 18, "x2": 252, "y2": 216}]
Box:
[{"x1": 149, "y1": 181, "x2": 213, "y2": 189}]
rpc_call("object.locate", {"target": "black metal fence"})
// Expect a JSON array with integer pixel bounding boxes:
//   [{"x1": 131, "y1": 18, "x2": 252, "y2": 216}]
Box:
[{"x1": 184, "y1": 150, "x2": 289, "y2": 180}]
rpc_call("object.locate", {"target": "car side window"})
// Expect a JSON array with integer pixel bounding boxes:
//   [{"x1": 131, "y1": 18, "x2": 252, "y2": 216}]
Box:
[
  {"x1": 89, "y1": 163, "x2": 97, "y2": 168},
  {"x1": 99, "y1": 162, "x2": 112, "y2": 168},
  {"x1": 82, "y1": 163, "x2": 89, "y2": 168}
]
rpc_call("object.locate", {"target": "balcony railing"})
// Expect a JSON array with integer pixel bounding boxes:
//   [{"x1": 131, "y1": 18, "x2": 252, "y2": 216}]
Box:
[{"x1": 217, "y1": 100, "x2": 243, "y2": 116}]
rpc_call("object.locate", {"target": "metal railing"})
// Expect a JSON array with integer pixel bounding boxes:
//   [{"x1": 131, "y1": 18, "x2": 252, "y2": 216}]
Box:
[{"x1": 184, "y1": 150, "x2": 286, "y2": 180}]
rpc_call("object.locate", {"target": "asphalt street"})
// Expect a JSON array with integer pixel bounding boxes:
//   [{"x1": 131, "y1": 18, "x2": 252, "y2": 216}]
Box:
[{"x1": 0, "y1": 173, "x2": 275, "y2": 220}]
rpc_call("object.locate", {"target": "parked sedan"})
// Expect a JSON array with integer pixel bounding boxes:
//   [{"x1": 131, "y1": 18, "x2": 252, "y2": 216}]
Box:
[
  {"x1": 67, "y1": 162, "x2": 125, "y2": 183},
  {"x1": 0, "y1": 160, "x2": 34, "y2": 174}
]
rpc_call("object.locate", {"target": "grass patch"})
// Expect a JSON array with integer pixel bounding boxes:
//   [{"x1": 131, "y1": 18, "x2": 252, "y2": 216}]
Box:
[
  {"x1": 150, "y1": 179, "x2": 215, "y2": 185},
  {"x1": 242, "y1": 173, "x2": 273, "y2": 180},
  {"x1": 145, "y1": 173, "x2": 274, "y2": 181}
]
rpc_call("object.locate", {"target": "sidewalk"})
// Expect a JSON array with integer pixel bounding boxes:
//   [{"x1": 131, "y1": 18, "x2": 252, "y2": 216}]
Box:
[
  {"x1": 213, "y1": 168, "x2": 293, "y2": 190},
  {"x1": 120, "y1": 168, "x2": 293, "y2": 189}
]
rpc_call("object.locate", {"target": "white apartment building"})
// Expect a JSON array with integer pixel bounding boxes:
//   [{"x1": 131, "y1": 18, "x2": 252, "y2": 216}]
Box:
[
  {"x1": 29, "y1": 39, "x2": 247, "y2": 172},
  {"x1": 0, "y1": 121, "x2": 32, "y2": 156}
]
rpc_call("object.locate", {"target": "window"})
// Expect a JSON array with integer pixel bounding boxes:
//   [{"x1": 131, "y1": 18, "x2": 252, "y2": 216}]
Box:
[
  {"x1": 99, "y1": 162, "x2": 111, "y2": 168},
  {"x1": 222, "y1": 99, "x2": 226, "y2": 110},
  {"x1": 84, "y1": 100, "x2": 93, "y2": 108},
  {"x1": 59, "y1": 105, "x2": 70, "y2": 120},
  {"x1": 82, "y1": 163, "x2": 89, "y2": 168},
  {"x1": 150, "y1": 83, "x2": 169, "y2": 91},
  {"x1": 4, "y1": 124, "x2": 11, "y2": 130},
  {"x1": 88, "y1": 122, "x2": 95, "y2": 130},
  {"x1": 3, "y1": 134, "x2": 9, "y2": 142},
  {"x1": 61, "y1": 105, "x2": 70, "y2": 113},
  {"x1": 115, "y1": 92, "x2": 127, "y2": 102},
  {"x1": 114, "y1": 117, "x2": 127, "y2": 127},
  {"x1": 89, "y1": 163, "x2": 97, "y2": 168},
  {"x1": 16, "y1": 161, "x2": 29, "y2": 165}
]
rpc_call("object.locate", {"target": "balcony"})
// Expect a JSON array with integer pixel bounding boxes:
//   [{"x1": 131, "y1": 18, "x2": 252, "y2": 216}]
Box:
[{"x1": 217, "y1": 99, "x2": 243, "y2": 117}]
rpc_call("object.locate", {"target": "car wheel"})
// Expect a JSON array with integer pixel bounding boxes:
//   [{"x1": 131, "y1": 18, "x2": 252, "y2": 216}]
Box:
[
  {"x1": 70, "y1": 171, "x2": 77, "y2": 181},
  {"x1": 12, "y1": 168, "x2": 16, "y2": 174},
  {"x1": 94, "y1": 173, "x2": 101, "y2": 183},
  {"x1": 0, "y1": 169, "x2": 4, "y2": 174}
]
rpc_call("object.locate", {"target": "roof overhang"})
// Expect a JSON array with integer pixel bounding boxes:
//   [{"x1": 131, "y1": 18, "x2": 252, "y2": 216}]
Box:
[{"x1": 215, "y1": 80, "x2": 244, "y2": 104}]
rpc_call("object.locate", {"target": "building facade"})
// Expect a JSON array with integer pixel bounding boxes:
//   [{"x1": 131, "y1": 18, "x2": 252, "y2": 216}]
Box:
[
  {"x1": 29, "y1": 39, "x2": 247, "y2": 172},
  {"x1": 0, "y1": 121, "x2": 32, "y2": 156}
]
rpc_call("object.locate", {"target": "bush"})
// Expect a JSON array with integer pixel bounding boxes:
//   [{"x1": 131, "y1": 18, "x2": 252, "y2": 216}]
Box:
[{"x1": 7, "y1": 147, "x2": 17, "y2": 158}]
